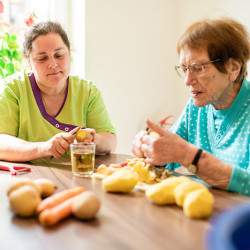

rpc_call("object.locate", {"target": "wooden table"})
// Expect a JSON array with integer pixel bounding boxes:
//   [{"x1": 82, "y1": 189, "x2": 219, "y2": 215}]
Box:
[{"x1": 0, "y1": 154, "x2": 249, "y2": 250}]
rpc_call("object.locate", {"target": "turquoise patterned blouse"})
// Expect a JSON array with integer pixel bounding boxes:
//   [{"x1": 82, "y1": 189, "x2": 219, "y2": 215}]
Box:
[{"x1": 167, "y1": 78, "x2": 250, "y2": 196}]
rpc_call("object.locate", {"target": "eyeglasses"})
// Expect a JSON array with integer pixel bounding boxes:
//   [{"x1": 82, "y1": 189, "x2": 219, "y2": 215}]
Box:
[{"x1": 175, "y1": 59, "x2": 220, "y2": 78}]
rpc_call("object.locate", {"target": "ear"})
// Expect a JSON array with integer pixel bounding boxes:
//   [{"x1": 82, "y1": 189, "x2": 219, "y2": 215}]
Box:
[{"x1": 227, "y1": 58, "x2": 242, "y2": 82}]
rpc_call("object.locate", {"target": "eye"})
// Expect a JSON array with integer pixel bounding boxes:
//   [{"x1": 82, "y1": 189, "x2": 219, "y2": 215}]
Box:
[
  {"x1": 181, "y1": 66, "x2": 187, "y2": 73},
  {"x1": 193, "y1": 65, "x2": 203, "y2": 72},
  {"x1": 55, "y1": 53, "x2": 64, "y2": 59},
  {"x1": 37, "y1": 57, "x2": 47, "y2": 62}
]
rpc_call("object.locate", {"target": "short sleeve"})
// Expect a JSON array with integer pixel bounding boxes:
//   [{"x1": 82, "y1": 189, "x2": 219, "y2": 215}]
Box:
[
  {"x1": 0, "y1": 77, "x2": 20, "y2": 136},
  {"x1": 86, "y1": 85, "x2": 116, "y2": 134}
]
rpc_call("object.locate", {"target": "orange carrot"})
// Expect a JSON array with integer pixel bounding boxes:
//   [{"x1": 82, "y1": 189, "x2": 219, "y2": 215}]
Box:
[
  {"x1": 38, "y1": 196, "x2": 76, "y2": 227},
  {"x1": 36, "y1": 187, "x2": 84, "y2": 214}
]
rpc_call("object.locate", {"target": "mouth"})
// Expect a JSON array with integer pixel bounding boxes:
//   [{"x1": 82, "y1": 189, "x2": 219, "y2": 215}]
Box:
[
  {"x1": 191, "y1": 91, "x2": 202, "y2": 97},
  {"x1": 47, "y1": 71, "x2": 61, "y2": 76}
]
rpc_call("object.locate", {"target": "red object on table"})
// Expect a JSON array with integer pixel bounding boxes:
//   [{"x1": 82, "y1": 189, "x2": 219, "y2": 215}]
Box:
[
  {"x1": 107, "y1": 162, "x2": 128, "y2": 167},
  {"x1": 0, "y1": 164, "x2": 31, "y2": 175}
]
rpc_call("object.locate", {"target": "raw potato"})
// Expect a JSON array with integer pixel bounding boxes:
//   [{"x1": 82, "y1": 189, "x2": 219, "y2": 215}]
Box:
[
  {"x1": 174, "y1": 181, "x2": 207, "y2": 207},
  {"x1": 75, "y1": 129, "x2": 94, "y2": 142},
  {"x1": 7, "y1": 177, "x2": 41, "y2": 196},
  {"x1": 9, "y1": 185, "x2": 41, "y2": 217},
  {"x1": 183, "y1": 189, "x2": 214, "y2": 219},
  {"x1": 149, "y1": 131, "x2": 160, "y2": 138},
  {"x1": 145, "y1": 176, "x2": 192, "y2": 205},
  {"x1": 102, "y1": 169, "x2": 139, "y2": 192},
  {"x1": 34, "y1": 178, "x2": 56, "y2": 198},
  {"x1": 73, "y1": 191, "x2": 101, "y2": 220}
]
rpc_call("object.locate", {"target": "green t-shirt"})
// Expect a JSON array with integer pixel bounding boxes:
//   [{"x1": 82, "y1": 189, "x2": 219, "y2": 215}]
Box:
[{"x1": 0, "y1": 71, "x2": 116, "y2": 143}]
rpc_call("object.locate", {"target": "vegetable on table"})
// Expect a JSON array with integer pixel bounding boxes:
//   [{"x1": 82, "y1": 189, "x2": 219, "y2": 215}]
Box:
[
  {"x1": 36, "y1": 187, "x2": 84, "y2": 214},
  {"x1": 39, "y1": 196, "x2": 76, "y2": 227}
]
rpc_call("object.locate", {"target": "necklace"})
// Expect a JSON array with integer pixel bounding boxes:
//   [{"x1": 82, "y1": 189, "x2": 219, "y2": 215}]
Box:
[
  {"x1": 40, "y1": 84, "x2": 67, "y2": 117},
  {"x1": 41, "y1": 94, "x2": 57, "y2": 117}
]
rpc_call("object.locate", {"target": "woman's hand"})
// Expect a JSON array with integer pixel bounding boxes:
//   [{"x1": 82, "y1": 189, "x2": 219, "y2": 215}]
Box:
[
  {"x1": 45, "y1": 132, "x2": 74, "y2": 159},
  {"x1": 139, "y1": 119, "x2": 189, "y2": 166},
  {"x1": 46, "y1": 127, "x2": 80, "y2": 159},
  {"x1": 131, "y1": 130, "x2": 148, "y2": 158}
]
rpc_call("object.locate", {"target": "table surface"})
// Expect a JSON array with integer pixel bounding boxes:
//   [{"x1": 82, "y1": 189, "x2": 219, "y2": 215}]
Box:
[{"x1": 0, "y1": 153, "x2": 249, "y2": 250}]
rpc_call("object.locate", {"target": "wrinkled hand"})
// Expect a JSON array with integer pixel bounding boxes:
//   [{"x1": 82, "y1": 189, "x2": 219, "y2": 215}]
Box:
[
  {"x1": 139, "y1": 119, "x2": 187, "y2": 166},
  {"x1": 131, "y1": 130, "x2": 148, "y2": 158}
]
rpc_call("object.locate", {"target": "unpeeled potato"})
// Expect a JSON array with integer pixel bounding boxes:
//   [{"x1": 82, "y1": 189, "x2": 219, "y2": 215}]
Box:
[
  {"x1": 7, "y1": 177, "x2": 41, "y2": 196},
  {"x1": 72, "y1": 191, "x2": 101, "y2": 220},
  {"x1": 9, "y1": 185, "x2": 41, "y2": 217},
  {"x1": 34, "y1": 178, "x2": 57, "y2": 198}
]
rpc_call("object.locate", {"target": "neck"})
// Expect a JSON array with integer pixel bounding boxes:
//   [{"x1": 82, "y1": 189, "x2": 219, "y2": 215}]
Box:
[{"x1": 212, "y1": 80, "x2": 242, "y2": 110}]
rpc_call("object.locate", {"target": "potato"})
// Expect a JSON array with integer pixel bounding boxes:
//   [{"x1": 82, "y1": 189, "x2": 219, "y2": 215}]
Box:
[
  {"x1": 75, "y1": 129, "x2": 94, "y2": 142},
  {"x1": 9, "y1": 185, "x2": 41, "y2": 217},
  {"x1": 72, "y1": 191, "x2": 100, "y2": 220},
  {"x1": 102, "y1": 169, "x2": 139, "y2": 192},
  {"x1": 174, "y1": 181, "x2": 207, "y2": 207},
  {"x1": 145, "y1": 176, "x2": 192, "y2": 205},
  {"x1": 149, "y1": 131, "x2": 160, "y2": 138},
  {"x1": 34, "y1": 178, "x2": 56, "y2": 198},
  {"x1": 183, "y1": 189, "x2": 214, "y2": 219},
  {"x1": 7, "y1": 177, "x2": 41, "y2": 196}
]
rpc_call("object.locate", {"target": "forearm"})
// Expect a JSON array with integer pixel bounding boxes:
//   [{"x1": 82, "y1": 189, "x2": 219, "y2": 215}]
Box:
[
  {"x1": 94, "y1": 132, "x2": 117, "y2": 154},
  {"x1": 0, "y1": 134, "x2": 47, "y2": 162},
  {"x1": 178, "y1": 142, "x2": 233, "y2": 189}
]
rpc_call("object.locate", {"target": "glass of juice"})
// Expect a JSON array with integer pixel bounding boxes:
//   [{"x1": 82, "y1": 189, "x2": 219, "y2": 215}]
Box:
[{"x1": 70, "y1": 142, "x2": 95, "y2": 177}]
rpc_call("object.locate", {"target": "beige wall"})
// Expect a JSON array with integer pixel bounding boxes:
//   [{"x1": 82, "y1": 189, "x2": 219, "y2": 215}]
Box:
[{"x1": 84, "y1": 0, "x2": 250, "y2": 155}]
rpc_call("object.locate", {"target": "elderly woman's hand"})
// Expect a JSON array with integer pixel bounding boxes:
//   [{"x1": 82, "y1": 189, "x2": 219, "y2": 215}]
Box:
[
  {"x1": 140, "y1": 119, "x2": 188, "y2": 166},
  {"x1": 131, "y1": 130, "x2": 148, "y2": 158}
]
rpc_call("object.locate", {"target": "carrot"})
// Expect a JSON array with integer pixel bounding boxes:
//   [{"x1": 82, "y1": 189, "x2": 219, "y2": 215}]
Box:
[
  {"x1": 36, "y1": 187, "x2": 84, "y2": 214},
  {"x1": 38, "y1": 196, "x2": 76, "y2": 227}
]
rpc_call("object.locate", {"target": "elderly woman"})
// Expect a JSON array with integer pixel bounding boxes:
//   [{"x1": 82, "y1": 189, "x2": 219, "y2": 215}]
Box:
[
  {"x1": 132, "y1": 17, "x2": 250, "y2": 196},
  {"x1": 0, "y1": 21, "x2": 116, "y2": 162}
]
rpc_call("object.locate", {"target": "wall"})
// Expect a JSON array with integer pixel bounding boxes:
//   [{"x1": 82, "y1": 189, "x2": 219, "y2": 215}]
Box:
[{"x1": 85, "y1": 0, "x2": 250, "y2": 155}]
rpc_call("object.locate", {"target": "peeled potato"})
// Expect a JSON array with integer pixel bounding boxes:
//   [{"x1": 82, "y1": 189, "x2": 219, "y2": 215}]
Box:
[
  {"x1": 146, "y1": 182, "x2": 176, "y2": 205},
  {"x1": 75, "y1": 129, "x2": 94, "y2": 142},
  {"x1": 9, "y1": 185, "x2": 41, "y2": 217},
  {"x1": 174, "y1": 181, "x2": 207, "y2": 207},
  {"x1": 161, "y1": 176, "x2": 193, "y2": 185},
  {"x1": 7, "y1": 177, "x2": 41, "y2": 196},
  {"x1": 73, "y1": 191, "x2": 101, "y2": 220},
  {"x1": 145, "y1": 176, "x2": 192, "y2": 205},
  {"x1": 149, "y1": 131, "x2": 160, "y2": 138},
  {"x1": 34, "y1": 178, "x2": 56, "y2": 198},
  {"x1": 102, "y1": 169, "x2": 139, "y2": 192},
  {"x1": 183, "y1": 189, "x2": 214, "y2": 219}
]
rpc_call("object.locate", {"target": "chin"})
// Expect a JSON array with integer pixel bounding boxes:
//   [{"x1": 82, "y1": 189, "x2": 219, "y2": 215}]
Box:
[{"x1": 193, "y1": 100, "x2": 208, "y2": 108}]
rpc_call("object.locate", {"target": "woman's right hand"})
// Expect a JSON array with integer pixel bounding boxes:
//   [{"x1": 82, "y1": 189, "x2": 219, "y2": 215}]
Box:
[
  {"x1": 131, "y1": 130, "x2": 148, "y2": 158},
  {"x1": 44, "y1": 132, "x2": 74, "y2": 159},
  {"x1": 44, "y1": 127, "x2": 79, "y2": 159}
]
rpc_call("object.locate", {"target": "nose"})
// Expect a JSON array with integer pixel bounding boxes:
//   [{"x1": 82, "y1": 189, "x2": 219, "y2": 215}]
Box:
[
  {"x1": 48, "y1": 57, "x2": 58, "y2": 69},
  {"x1": 184, "y1": 69, "x2": 195, "y2": 86}
]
